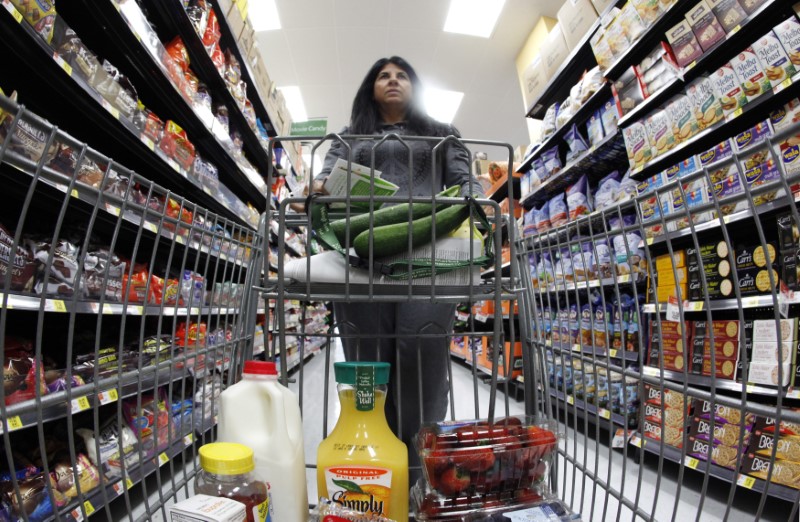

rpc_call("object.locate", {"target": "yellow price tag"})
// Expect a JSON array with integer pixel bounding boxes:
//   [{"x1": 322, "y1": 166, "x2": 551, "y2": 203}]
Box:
[
  {"x1": 10, "y1": 6, "x2": 22, "y2": 23},
  {"x1": 71, "y1": 396, "x2": 90, "y2": 413},
  {"x1": 685, "y1": 301, "x2": 703, "y2": 312},
  {"x1": 134, "y1": 306, "x2": 144, "y2": 315},
  {"x1": 52, "y1": 300, "x2": 66, "y2": 312},
  {"x1": 71, "y1": 189, "x2": 79, "y2": 198},
  {"x1": 684, "y1": 456, "x2": 699, "y2": 469},
  {"x1": 567, "y1": 395, "x2": 575, "y2": 405},
  {"x1": 630, "y1": 435, "x2": 643, "y2": 448},
  {"x1": 746, "y1": 384, "x2": 756, "y2": 393},
  {"x1": 6, "y1": 416, "x2": 22, "y2": 431},
  {"x1": 145, "y1": 223, "x2": 158, "y2": 234},
  {"x1": 176, "y1": 235, "x2": 185, "y2": 245},
  {"x1": 619, "y1": 275, "x2": 630, "y2": 283},
  {"x1": 158, "y1": 452, "x2": 169, "y2": 466},
  {"x1": 646, "y1": 237, "x2": 654, "y2": 246},
  {"x1": 775, "y1": 78, "x2": 792, "y2": 94},
  {"x1": 142, "y1": 136, "x2": 155, "y2": 151},
  {"x1": 53, "y1": 53, "x2": 73, "y2": 76},
  {"x1": 83, "y1": 501, "x2": 95, "y2": 516},
  {"x1": 609, "y1": 349, "x2": 618, "y2": 358},
  {"x1": 98, "y1": 389, "x2": 118, "y2": 405},
  {"x1": 732, "y1": 108, "x2": 743, "y2": 119},
  {"x1": 106, "y1": 204, "x2": 120, "y2": 216},
  {"x1": 742, "y1": 297, "x2": 760, "y2": 308},
  {"x1": 102, "y1": 303, "x2": 113, "y2": 314},
  {"x1": 686, "y1": 61, "x2": 697, "y2": 72},
  {"x1": 126, "y1": 477, "x2": 134, "y2": 490},
  {"x1": 108, "y1": 105, "x2": 120, "y2": 120},
  {"x1": 737, "y1": 474, "x2": 756, "y2": 489},
  {"x1": 599, "y1": 408, "x2": 611, "y2": 419},
  {"x1": 184, "y1": 433, "x2": 194, "y2": 446},
  {"x1": 729, "y1": 25, "x2": 740, "y2": 35}
]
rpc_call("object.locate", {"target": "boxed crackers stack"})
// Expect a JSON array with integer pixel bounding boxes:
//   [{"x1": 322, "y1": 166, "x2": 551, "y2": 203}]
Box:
[
  {"x1": 647, "y1": 319, "x2": 691, "y2": 373},
  {"x1": 642, "y1": 384, "x2": 689, "y2": 448},
  {"x1": 741, "y1": 414, "x2": 800, "y2": 490},
  {"x1": 687, "y1": 241, "x2": 780, "y2": 300},
  {"x1": 654, "y1": 251, "x2": 688, "y2": 303},
  {"x1": 687, "y1": 398, "x2": 754, "y2": 470},
  {"x1": 691, "y1": 319, "x2": 740, "y2": 380},
  {"x1": 778, "y1": 213, "x2": 800, "y2": 291},
  {"x1": 747, "y1": 318, "x2": 798, "y2": 388}
]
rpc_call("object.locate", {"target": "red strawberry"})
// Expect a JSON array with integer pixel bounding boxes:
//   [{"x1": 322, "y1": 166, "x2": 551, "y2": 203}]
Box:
[
  {"x1": 439, "y1": 465, "x2": 471, "y2": 495},
  {"x1": 452, "y1": 446, "x2": 495, "y2": 472}
]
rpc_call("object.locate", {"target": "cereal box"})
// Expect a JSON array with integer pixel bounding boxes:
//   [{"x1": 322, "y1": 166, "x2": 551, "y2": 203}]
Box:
[
  {"x1": 623, "y1": 120, "x2": 652, "y2": 168},
  {"x1": 666, "y1": 94, "x2": 700, "y2": 145},
  {"x1": 666, "y1": 20, "x2": 704, "y2": 68},
  {"x1": 685, "y1": 75, "x2": 724, "y2": 130},
  {"x1": 730, "y1": 47, "x2": 772, "y2": 103},
  {"x1": 644, "y1": 109, "x2": 676, "y2": 157},
  {"x1": 773, "y1": 16, "x2": 800, "y2": 70},
  {"x1": 710, "y1": 63, "x2": 747, "y2": 118},
  {"x1": 685, "y1": 0, "x2": 726, "y2": 52},
  {"x1": 707, "y1": 0, "x2": 747, "y2": 33},
  {"x1": 753, "y1": 30, "x2": 797, "y2": 86}
]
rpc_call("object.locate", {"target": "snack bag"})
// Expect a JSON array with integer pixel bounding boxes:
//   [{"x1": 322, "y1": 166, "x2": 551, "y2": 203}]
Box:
[
  {"x1": 548, "y1": 193, "x2": 568, "y2": 227},
  {"x1": 10, "y1": 0, "x2": 56, "y2": 43},
  {"x1": 123, "y1": 389, "x2": 174, "y2": 456},
  {"x1": 567, "y1": 175, "x2": 593, "y2": 220},
  {"x1": 3, "y1": 337, "x2": 46, "y2": 406},
  {"x1": 595, "y1": 171, "x2": 621, "y2": 210},
  {"x1": 565, "y1": 124, "x2": 590, "y2": 162}
]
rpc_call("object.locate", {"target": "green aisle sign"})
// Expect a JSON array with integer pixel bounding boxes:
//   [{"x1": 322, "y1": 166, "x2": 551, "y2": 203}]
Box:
[{"x1": 290, "y1": 119, "x2": 327, "y2": 136}]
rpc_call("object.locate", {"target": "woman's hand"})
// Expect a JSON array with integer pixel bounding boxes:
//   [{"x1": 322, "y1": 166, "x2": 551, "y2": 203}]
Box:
[{"x1": 288, "y1": 178, "x2": 328, "y2": 213}]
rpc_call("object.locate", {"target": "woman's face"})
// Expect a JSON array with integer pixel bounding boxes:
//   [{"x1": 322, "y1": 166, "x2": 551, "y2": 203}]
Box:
[{"x1": 373, "y1": 63, "x2": 412, "y2": 113}]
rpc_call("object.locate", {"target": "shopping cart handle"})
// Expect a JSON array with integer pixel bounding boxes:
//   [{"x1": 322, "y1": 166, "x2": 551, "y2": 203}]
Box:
[{"x1": 348, "y1": 253, "x2": 392, "y2": 276}]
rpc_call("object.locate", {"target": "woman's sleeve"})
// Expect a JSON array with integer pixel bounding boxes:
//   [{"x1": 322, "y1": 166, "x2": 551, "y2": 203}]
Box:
[
  {"x1": 314, "y1": 126, "x2": 351, "y2": 183},
  {"x1": 443, "y1": 125, "x2": 484, "y2": 197}
]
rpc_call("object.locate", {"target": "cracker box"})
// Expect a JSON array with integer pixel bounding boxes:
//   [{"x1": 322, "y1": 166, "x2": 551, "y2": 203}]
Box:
[
  {"x1": 648, "y1": 348, "x2": 688, "y2": 372},
  {"x1": 753, "y1": 318, "x2": 798, "y2": 343},
  {"x1": 631, "y1": 0, "x2": 662, "y2": 25},
  {"x1": 618, "y1": 1, "x2": 648, "y2": 43},
  {"x1": 711, "y1": 63, "x2": 747, "y2": 118},
  {"x1": 741, "y1": 452, "x2": 800, "y2": 489},
  {"x1": 752, "y1": 413, "x2": 800, "y2": 435},
  {"x1": 692, "y1": 354, "x2": 739, "y2": 379},
  {"x1": 775, "y1": 131, "x2": 800, "y2": 176},
  {"x1": 751, "y1": 341, "x2": 795, "y2": 364},
  {"x1": 699, "y1": 138, "x2": 733, "y2": 166},
  {"x1": 777, "y1": 212, "x2": 800, "y2": 251},
  {"x1": 735, "y1": 242, "x2": 777, "y2": 271},
  {"x1": 693, "y1": 320, "x2": 740, "y2": 340},
  {"x1": 652, "y1": 333, "x2": 690, "y2": 353},
  {"x1": 687, "y1": 435, "x2": 740, "y2": 469},
  {"x1": 645, "y1": 109, "x2": 677, "y2": 157},
  {"x1": 733, "y1": 120, "x2": 772, "y2": 151},
  {"x1": 591, "y1": 29, "x2": 615, "y2": 72},
  {"x1": 645, "y1": 384, "x2": 688, "y2": 409},
  {"x1": 748, "y1": 361, "x2": 792, "y2": 386},
  {"x1": 689, "y1": 415, "x2": 752, "y2": 446},
  {"x1": 666, "y1": 94, "x2": 700, "y2": 145},
  {"x1": 781, "y1": 249, "x2": 799, "y2": 290},
  {"x1": 643, "y1": 419, "x2": 685, "y2": 447},
  {"x1": 664, "y1": 155, "x2": 700, "y2": 181},
  {"x1": 687, "y1": 241, "x2": 732, "y2": 264},
  {"x1": 753, "y1": 30, "x2": 798, "y2": 86},
  {"x1": 770, "y1": 98, "x2": 800, "y2": 132},
  {"x1": 656, "y1": 267, "x2": 688, "y2": 285},
  {"x1": 730, "y1": 47, "x2": 772, "y2": 103},
  {"x1": 688, "y1": 256, "x2": 732, "y2": 279},
  {"x1": 686, "y1": 75, "x2": 724, "y2": 130},
  {"x1": 751, "y1": 430, "x2": 800, "y2": 462},
  {"x1": 623, "y1": 120, "x2": 652, "y2": 168},
  {"x1": 691, "y1": 336, "x2": 739, "y2": 359},
  {"x1": 656, "y1": 251, "x2": 688, "y2": 271},
  {"x1": 643, "y1": 402, "x2": 690, "y2": 428},
  {"x1": 707, "y1": 0, "x2": 747, "y2": 33},
  {"x1": 688, "y1": 274, "x2": 733, "y2": 300},
  {"x1": 606, "y1": 16, "x2": 632, "y2": 57},
  {"x1": 653, "y1": 318, "x2": 692, "y2": 337},
  {"x1": 738, "y1": 0, "x2": 769, "y2": 15},
  {"x1": 685, "y1": 0, "x2": 726, "y2": 52},
  {"x1": 736, "y1": 266, "x2": 780, "y2": 295},
  {"x1": 709, "y1": 161, "x2": 747, "y2": 215},
  {"x1": 773, "y1": 16, "x2": 800, "y2": 70},
  {"x1": 693, "y1": 398, "x2": 753, "y2": 425},
  {"x1": 666, "y1": 20, "x2": 704, "y2": 68}
]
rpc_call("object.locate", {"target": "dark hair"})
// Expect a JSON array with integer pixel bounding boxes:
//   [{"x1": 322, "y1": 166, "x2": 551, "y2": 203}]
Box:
[{"x1": 349, "y1": 56, "x2": 456, "y2": 137}]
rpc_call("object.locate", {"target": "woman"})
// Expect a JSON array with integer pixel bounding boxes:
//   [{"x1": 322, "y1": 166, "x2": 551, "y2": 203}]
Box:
[{"x1": 314, "y1": 56, "x2": 483, "y2": 463}]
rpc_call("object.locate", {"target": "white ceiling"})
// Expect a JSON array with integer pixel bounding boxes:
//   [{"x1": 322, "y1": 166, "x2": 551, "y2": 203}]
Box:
[{"x1": 255, "y1": 0, "x2": 558, "y2": 164}]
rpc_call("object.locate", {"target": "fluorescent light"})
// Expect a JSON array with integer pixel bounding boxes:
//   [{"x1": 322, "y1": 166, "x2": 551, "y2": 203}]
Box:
[
  {"x1": 278, "y1": 86, "x2": 308, "y2": 122},
  {"x1": 249, "y1": 0, "x2": 281, "y2": 31},
  {"x1": 424, "y1": 88, "x2": 464, "y2": 124},
  {"x1": 444, "y1": 0, "x2": 505, "y2": 38}
]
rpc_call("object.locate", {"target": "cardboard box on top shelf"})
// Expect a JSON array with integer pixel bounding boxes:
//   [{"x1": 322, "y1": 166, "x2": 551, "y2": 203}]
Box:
[
  {"x1": 277, "y1": 103, "x2": 293, "y2": 137},
  {"x1": 542, "y1": 24, "x2": 571, "y2": 78},
  {"x1": 516, "y1": 16, "x2": 558, "y2": 109},
  {"x1": 226, "y1": 2, "x2": 246, "y2": 41},
  {"x1": 591, "y1": 0, "x2": 616, "y2": 15},
  {"x1": 238, "y1": 17, "x2": 256, "y2": 55},
  {"x1": 234, "y1": 0, "x2": 248, "y2": 19},
  {"x1": 251, "y1": 55, "x2": 272, "y2": 98},
  {"x1": 558, "y1": 0, "x2": 600, "y2": 50},
  {"x1": 217, "y1": 0, "x2": 234, "y2": 17}
]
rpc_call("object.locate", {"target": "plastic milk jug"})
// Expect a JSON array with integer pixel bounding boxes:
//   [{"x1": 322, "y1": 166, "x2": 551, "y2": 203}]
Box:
[{"x1": 218, "y1": 361, "x2": 307, "y2": 522}]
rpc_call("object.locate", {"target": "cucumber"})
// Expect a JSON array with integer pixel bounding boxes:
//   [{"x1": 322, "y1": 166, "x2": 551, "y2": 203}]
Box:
[
  {"x1": 330, "y1": 185, "x2": 461, "y2": 245},
  {"x1": 353, "y1": 203, "x2": 471, "y2": 258}
]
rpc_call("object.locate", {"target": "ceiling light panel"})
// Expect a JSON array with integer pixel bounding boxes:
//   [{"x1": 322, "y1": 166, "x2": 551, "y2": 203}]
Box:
[
  {"x1": 424, "y1": 88, "x2": 464, "y2": 124},
  {"x1": 249, "y1": 0, "x2": 281, "y2": 31},
  {"x1": 278, "y1": 86, "x2": 308, "y2": 122},
  {"x1": 443, "y1": 0, "x2": 505, "y2": 38}
]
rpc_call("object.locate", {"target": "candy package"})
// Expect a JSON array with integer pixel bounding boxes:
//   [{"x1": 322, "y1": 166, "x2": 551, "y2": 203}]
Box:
[
  {"x1": 10, "y1": 0, "x2": 56, "y2": 43},
  {"x1": 49, "y1": 452, "x2": 100, "y2": 499},
  {"x1": 0, "y1": 472, "x2": 66, "y2": 522},
  {"x1": 3, "y1": 337, "x2": 46, "y2": 406},
  {"x1": 77, "y1": 418, "x2": 141, "y2": 478},
  {"x1": 31, "y1": 237, "x2": 80, "y2": 297},
  {"x1": 0, "y1": 223, "x2": 36, "y2": 292},
  {"x1": 123, "y1": 389, "x2": 174, "y2": 456}
]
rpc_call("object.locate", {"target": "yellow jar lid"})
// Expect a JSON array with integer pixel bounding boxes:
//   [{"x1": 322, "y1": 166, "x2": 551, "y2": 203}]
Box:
[{"x1": 199, "y1": 442, "x2": 255, "y2": 475}]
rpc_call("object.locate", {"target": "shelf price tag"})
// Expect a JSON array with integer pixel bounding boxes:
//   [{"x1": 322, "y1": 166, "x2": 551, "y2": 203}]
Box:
[
  {"x1": 97, "y1": 389, "x2": 118, "y2": 405},
  {"x1": 666, "y1": 296, "x2": 681, "y2": 322},
  {"x1": 629, "y1": 433, "x2": 643, "y2": 448},
  {"x1": 50, "y1": 300, "x2": 67, "y2": 312},
  {"x1": 126, "y1": 477, "x2": 134, "y2": 490},
  {"x1": 158, "y1": 452, "x2": 169, "y2": 466},
  {"x1": 184, "y1": 433, "x2": 194, "y2": 447},
  {"x1": 737, "y1": 474, "x2": 756, "y2": 489},
  {"x1": 71, "y1": 396, "x2": 90, "y2": 413},
  {"x1": 83, "y1": 501, "x2": 95, "y2": 516},
  {"x1": 609, "y1": 349, "x2": 619, "y2": 358},
  {"x1": 774, "y1": 78, "x2": 792, "y2": 94},
  {"x1": 53, "y1": 53, "x2": 73, "y2": 77},
  {"x1": 7, "y1": 3, "x2": 22, "y2": 23},
  {"x1": 612, "y1": 429, "x2": 627, "y2": 448},
  {"x1": 742, "y1": 296, "x2": 761, "y2": 308},
  {"x1": 6, "y1": 416, "x2": 23, "y2": 432},
  {"x1": 102, "y1": 303, "x2": 113, "y2": 314},
  {"x1": 105, "y1": 204, "x2": 121, "y2": 217},
  {"x1": 729, "y1": 25, "x2": 741, "y2": 36},
  {"x1": 684, "y1": 301, "x2": 703, "y2": 312},
  {"x1": 731, "y1": 107, "x2": 743, "y2": 120},
  {"x1": 684, "y1": 456, "x2": 700, "y2": 469},
  {"x1": 646, "y1": 237, "x2": 654, "y2": 246},
  {"x1": 71, "y1": 189, "x2": 80, "y2": 199},
  {"x1": 566, "y1": 395, "x2": 575, "y2": 405},
  {"x1": 599, "y1": 408, "x2": 612, "y2": 420}
]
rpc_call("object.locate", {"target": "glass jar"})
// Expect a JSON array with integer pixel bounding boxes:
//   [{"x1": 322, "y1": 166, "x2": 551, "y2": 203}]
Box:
[{"x1": 195, "y1": 442, "x2": 270, "y2": 522}]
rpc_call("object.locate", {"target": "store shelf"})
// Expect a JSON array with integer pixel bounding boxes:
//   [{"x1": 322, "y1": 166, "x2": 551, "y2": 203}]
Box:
[
  {"x1": 519, "y1": 83, "x2": 612, "y2": 171},
  {"x1": 141, "y1": 0, "x2": 273, "y2": 176},
  {"x1": 520, "y1": 131, "x2": 628, "y2": 209},
  {"x1": 629, "y1": 74, "x2": 800, "y2": 182},
  {"x1": 59, "y1": 420, "x2": 213, "y2": 522},
  {"x1": 536, "y1": 340, "x2": 641, "y2": 363},
  {"x1": 1, "y1": 146, "x2": 252, "y2": 267},
  {"x1": 639, "y1": 366, "x2": 800, "y2": 399},
  {"x1": 550, "y1": 389, "x2": 633, "y2": 428},
  {"x1": 630, "y1": 431, "x2": 800, "y2": 502},
  {"x1": 539, "y1": 273, "x2": 646, "y2": 294},
  {"x1": 642, "y1": 292, "x2": 800, "y2": 314},
  {"x1": 616, "y1": 76, "x2": 682, "y2": 129},
  {"x1": 524, "y1": 199, "x2": 638, "y2": 247},
  {"x1": 66, "y1": 0, "x2": 268, "y2": 203},
  {"x1": 0, "y1": 1, "x2": 259, "y2": 228}
]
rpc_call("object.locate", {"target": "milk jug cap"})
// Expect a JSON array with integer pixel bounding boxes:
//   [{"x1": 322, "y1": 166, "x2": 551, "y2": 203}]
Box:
[
  {"x1": 334, "y1": 362, "x2": 390, "y2": 385},
  {"x1": 243, "y1": 360, "x2": 277, "y2": 375},
  {"x1": 199, "y1": 442, "x2": 255, "y2": 475}
]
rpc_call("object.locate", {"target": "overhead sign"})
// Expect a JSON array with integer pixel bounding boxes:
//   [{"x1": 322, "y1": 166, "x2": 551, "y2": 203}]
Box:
[{"x1": 290, "y1": 118, "x2": 327, "y2": 136}]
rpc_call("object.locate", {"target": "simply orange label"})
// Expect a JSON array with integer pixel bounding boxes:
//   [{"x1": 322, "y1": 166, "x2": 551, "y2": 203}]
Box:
[{"x1": 325, "y1": 466, "x2": 392, "y2": 516}]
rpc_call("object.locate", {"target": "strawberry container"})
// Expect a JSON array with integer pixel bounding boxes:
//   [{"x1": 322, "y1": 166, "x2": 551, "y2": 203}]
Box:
[{"x1": 414, "y1": 416, "x2": 559, "y2": 500}]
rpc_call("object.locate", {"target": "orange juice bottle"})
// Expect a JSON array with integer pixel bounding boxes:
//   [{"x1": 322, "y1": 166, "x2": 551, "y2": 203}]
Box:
[{"x1": 317, "y1": 362, "x2": 408, "y2": 520}]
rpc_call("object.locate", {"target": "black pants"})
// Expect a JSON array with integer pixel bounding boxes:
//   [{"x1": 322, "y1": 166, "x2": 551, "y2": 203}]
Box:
[{"x1": 333, "y1": 301, "x2": 456, "y2": 477}]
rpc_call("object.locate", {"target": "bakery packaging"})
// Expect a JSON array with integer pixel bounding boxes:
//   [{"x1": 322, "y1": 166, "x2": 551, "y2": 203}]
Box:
[
  {"x1": 753, "y1": 30, "x2": 798, "y2": 85},
  {"x1": 685, "y1": 1, "x2": 726, "y2": 52},
  {"x1": 666, "y1": 20, "x2": 703, "y2": 68},
  {"x1": 773, "y1": 16, "x2": 800, "y2": 69},
  {"x1": 730, "y1": 47, "x2": 772, "y2": 103}
]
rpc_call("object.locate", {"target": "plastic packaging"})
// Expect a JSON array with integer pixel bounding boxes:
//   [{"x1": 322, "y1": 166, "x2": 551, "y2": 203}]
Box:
[
  {"x1": 542, "y1": 147, "x2": 562, "y2": 178},
  {"x1": 195, "y1": 443, "x2": 270, "y2": 522},
  {"x1": 564, "y1": 124, "x2": 589, "y2": 162},
  {"x1": 566, "y1": 175, "x2": 593, "y2": 220},
  {"x1": 218, "y1": 361, "x2": 307, "y2": 522},
  {"x1": 594, "y1": 171, "x2": 621, "y2": 210},
  {"x1": 548, "y1": 193, "x2": 568, "y2": 228},
  {"x1": 542, "y1": 103, "x2": 559, "y2": 138}
]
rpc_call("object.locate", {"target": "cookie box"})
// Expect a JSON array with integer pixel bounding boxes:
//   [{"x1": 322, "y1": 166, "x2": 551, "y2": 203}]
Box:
[{"x1": 415, "y1": 416, "x2": 559, "y2": 498}]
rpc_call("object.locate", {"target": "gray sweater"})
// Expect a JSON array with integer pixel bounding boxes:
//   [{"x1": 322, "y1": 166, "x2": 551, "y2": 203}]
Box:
[{"x1": 315, "y1": 123, "x2": 484, "y2": 197}]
